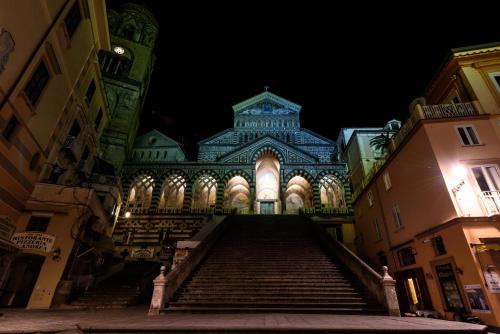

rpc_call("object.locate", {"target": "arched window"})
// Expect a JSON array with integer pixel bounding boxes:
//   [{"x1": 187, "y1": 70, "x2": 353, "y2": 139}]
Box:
[
  {"x1": 158, "y1": 175, "x2": 186, "y2": 210},
  {"x1": 192, "y1": 175, "x2": 217, "y2": 209},
  {"x1": 319, "y1": 175, "x2": 345, "y2": 208},
  {"x1": 127, "y1": 175, "x2": 155, "y2": 211},
  {"x1": 223, "y1": 176, "x2": 250, "y2": 214},
  {"x1": 285, "y1": 176, "x2": 313, "y2": 214}
]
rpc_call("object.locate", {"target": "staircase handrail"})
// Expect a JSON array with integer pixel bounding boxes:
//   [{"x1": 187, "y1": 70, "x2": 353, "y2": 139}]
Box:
[
  {"x1": 308, "y1": 220, "x2": 400, "y2": 316},
  {"x1": 164, "y1": 216, "x2": 231, "y2": 301}
]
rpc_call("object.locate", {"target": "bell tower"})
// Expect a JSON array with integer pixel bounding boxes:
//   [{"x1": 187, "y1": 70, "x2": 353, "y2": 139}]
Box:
[{"x1": 99, "y1": 3, "x2": 158, "y2": 173}]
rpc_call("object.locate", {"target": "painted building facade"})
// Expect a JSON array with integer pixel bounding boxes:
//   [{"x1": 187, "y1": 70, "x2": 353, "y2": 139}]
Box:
[
  {"x1": 349, "y1": 43, "x2": 500, "y2": 326},
  {"x1": 0, "y1": 0, "x2": 130, "y2": 309},
  {"x1": 115, "y1": 91, "x2": 355, "y2": 261}
]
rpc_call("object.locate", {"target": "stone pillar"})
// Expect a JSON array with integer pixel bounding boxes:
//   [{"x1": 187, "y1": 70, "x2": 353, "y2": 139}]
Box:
[
  {"x1": 149, "y1": 266, "x2": 167, "y2": 315},
  {"x1": 312, "y1": 182, "x2": 321, "y2": 212},
  {"x1": 215, "y1": 182, "x2": 224, "y2": 214},
  {"x1": 381, "y1": 266, "x2": 400, "y2": 317},
  {"x1": 182, "y1": 183, "x2": 193, "y2": 213},
  {"x1": 149, "y1": 183, "x2": 163, "y2": 212}
]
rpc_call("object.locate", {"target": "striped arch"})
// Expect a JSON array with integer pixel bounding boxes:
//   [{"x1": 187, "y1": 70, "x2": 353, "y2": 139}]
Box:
[
  {"x1": 123, "y1": 169, "x2": 157, "y2": 200},
  {"x1": 283, "y1": 170, "x2": 315, "y2": 189},
  {"x1": 314, "y1": 170, "x2": 351, "y2": 210},
  {"x1": 156, "y1": 169, "x2": 189, "y2": 211},
  {"x1": 222, "y1": 169, "x2": 253, "y2": 188},
  {"x1": 124, "y1": 169, "x2": 158, "y2": 211},
  {"x1": 189, "y1": 170, "x2": 221, "y2": 210},
  {"x1": 251, "y1": 146, "x2": 285, "y2": 165},
  {"x1": 222, "y1": 170, "x2": 253, "y2": 214}
]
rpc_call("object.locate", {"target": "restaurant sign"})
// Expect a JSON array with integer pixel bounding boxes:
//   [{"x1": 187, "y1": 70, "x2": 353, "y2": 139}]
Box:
[{"x1": 11, "y1": 232, "x2": 55, "y2": 253}]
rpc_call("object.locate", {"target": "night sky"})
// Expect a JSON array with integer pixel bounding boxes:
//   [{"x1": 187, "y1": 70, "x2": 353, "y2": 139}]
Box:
[{"x1": 109, "y1": 1, "x2": 500, "y2": 159}]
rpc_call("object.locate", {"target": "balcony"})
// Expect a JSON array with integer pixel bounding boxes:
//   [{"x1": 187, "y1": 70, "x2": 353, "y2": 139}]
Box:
[
  {"x1": 352, "y1": 102, "x2": 479, "y2": 201},
  {"x1": 480, "y1": 191, "x2": 500, "y2": 215}
]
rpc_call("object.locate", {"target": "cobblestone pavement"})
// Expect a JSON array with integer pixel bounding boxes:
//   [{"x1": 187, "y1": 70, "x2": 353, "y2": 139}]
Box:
[{"x1": 0, "y1": 306, "x2": 488, "y2": 333}]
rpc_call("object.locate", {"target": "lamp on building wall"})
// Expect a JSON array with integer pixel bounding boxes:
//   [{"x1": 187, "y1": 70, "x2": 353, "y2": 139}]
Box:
[
  {"x1": 52, "y1": 247, "x2": 61, "y2": 261},
  {"x1": 124, "y1": 211, "x2": 131, "y2": 218}
]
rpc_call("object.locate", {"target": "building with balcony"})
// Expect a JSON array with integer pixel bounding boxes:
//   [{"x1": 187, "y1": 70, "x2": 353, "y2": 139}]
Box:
[
  {"x1": 0, "y1": 0, "x2": 124, "y2": 309},
  {"x1": 348, "y1": 42, "x2": 500, "y2": 326}
]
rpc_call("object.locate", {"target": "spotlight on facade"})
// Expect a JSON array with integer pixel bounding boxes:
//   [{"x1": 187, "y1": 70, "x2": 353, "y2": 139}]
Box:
[
  {"x1": 124, "y1": 211, "x2": 131, "y2": 218},
  {"x1": 452, "y1": 165, "x2": 467, "y2": 178}
]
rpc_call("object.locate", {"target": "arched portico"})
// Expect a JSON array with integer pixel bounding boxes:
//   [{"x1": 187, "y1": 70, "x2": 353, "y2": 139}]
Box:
[{"x1": 255, "y1": 153, "x2": 281, "y2": 214}]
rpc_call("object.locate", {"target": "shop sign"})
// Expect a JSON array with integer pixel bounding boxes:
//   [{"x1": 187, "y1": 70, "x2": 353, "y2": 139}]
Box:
[
  {"x1": 483, "y1": 270, "x2": 500, "y2": 293},
  {"x1": 11, "y1": 232, "x2": 55, "y2": 253},
  {"x1": 131, "y1": 247, "x2": 154, "y2": 259},
  {"x1": 464, "y1": 284, "x2": 491, "y2": 313}
]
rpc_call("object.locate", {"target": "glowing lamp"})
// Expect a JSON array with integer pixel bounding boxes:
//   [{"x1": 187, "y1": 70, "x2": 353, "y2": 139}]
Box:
[
  {"x1": 124, "y1": 211, "x2": 131, "y2": 218},
  {"x1": 452, "y1": 165, "x2": 467, "y2": 178},
  {"x1": 113, "y1": 46, "x2": 125, "y2": 55}
]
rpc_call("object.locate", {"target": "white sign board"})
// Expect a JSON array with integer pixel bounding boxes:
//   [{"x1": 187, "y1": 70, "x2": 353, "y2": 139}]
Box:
[
  {"x1": 11, "y1": 232, "x2": 55, "y2": 253},
  {"x1": 484, "y1": 271, "x2": 500, "y2": 293}
]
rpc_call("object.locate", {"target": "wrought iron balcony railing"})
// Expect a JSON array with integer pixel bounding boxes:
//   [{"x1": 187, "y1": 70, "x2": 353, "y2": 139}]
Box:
[{"x1": 480, "y1": 190, "x2": 500, "y2": 215}]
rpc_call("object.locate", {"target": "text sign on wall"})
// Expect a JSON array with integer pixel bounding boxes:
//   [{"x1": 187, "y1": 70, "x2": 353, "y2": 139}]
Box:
[
  {"x1": 131, "y1": 247, "x2": 155, "y2": 259},
  {"x1": 484, "y1": 271, "x2": 500, "y2": 293},
  {"x1": 11, "y1": 232, "x2": 55, "y2": 253}
]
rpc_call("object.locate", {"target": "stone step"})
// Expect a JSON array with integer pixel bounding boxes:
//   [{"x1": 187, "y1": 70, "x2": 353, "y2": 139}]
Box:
[
  {"x1": 182, "y1": 287, "x2": 357, "y2": 293},
  {"x1": 162, "y1": 306, "x2": 387, "y2": 315}
]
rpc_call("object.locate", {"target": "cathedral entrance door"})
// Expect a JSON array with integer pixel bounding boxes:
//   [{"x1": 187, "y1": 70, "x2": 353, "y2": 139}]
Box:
[{"x1": 260, "y1": 201, "x2": 275, "y2": 214}]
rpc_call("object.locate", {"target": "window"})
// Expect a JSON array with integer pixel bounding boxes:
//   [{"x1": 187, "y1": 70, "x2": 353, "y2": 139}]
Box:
[
  {"x1": 367, "y1": 190, "x2": 374, "y2": 207},
  {"x1": 488, "y1": 72, "x2": 500, "y2": 92},
  {"x1": 472, "y1": 165, "x2": 500, "y2": 192},
  {"x1": 64, "y1": 1, "x2": 82, "y2": 39},
  {"x1": 373, "y1": 218, "x2": 382, "y2": 241},
  {"x1": 392, "y1": 203, "x2": 404, "y2": 228},
  {"x1": 432, "y1": 236, "x2": 447, "y2": 256},
  {"x1": 69, "y1": 120, "x2": 81, "y2": 137},
  {"x1": 81, "y1": 146, "x2": 89, "y2": 161},
  {"x1": 85, "y1": 80, "x2": 96, "y2": 104},
  {"x1": 26, "y1": 216, "x2": 50, "y2": 232},
  {"x1": 24, "y1": 61, "x2": 50, "y2": 106},
  {"x1": 2, "y1": 116, "x2": 20, "y2": 141},
  {"x1": 398, "y1": 247, "x2": 416, "y2": 266},
  {"x1": 94, "y1": 108, "x2": 103, "y2": 130},
  {"x1": 383, "y1": 171, "x2": 392, "y2": 190},
  {"x1": 456, "y1": 125, "x2": 480, "y2": 146},
  {"x1": 29, "y1": 152, "x2": 40, "y2": 171}
]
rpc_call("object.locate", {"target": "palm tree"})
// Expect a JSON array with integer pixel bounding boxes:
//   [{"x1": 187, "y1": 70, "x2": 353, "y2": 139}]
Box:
[{"x1": 369, "y1": 130, "x2": 391, "y2": 155}]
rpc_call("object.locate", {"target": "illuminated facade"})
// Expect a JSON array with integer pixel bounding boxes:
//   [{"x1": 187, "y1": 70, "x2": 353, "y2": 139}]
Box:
[
  {"x1": 349, "y1": 43, "x2": 500, "y2": 326},
  {"x1": 115, "y1": 91, "x2": 355, "y2": 257}
]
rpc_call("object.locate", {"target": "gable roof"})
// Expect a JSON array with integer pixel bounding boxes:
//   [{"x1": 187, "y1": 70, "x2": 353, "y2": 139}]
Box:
[
  {"x1": 232, "y1": 91, "x2": 302, "y2": 114},
  {"x1": 134, "y1": 129, "x2": 182, "y2": 148}
]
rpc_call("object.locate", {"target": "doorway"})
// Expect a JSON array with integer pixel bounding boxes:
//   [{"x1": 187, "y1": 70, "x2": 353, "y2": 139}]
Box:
[
  {"x1": 260, "y1": 201, "x2": 275, "y2": 214},
  {"x1": 0, "y1": 254, "x2": 45, "y2": 307},
  {"x1": 395, "y1": 268, "x2": 433, "y2": 314}
]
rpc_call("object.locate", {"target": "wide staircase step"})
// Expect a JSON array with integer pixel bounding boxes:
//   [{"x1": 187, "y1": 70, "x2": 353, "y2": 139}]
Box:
[
  {"x1": 166, "y1": 215, "x2": 384, "y2": 314},
  {"x1": 67, "y1": 260, "x2": 159, "y2": 309}
]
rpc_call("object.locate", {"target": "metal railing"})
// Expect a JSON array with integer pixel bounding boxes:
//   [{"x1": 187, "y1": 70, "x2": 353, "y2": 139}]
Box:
[{"x1": 480, "y1": 190, "x2": 500, "y2": 215}]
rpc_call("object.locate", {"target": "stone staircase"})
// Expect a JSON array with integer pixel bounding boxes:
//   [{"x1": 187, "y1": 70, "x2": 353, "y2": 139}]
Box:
[
  {"x1": 167, "y1": 215, "x2": 384, "y2": 313},
  {"x1": 67, "y1": 261, "x2": 159, "y2": 309}
]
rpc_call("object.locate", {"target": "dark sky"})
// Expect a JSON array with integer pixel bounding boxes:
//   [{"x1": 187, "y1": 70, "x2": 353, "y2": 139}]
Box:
[{"x1": 109, "y1": 1, "x2": 500, "y2": 159}]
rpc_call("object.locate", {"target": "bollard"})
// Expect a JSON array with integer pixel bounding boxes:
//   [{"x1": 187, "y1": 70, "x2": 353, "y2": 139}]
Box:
[
  {"x1": 381, "y1": 266, "x2": 401, "y2": 317},
  {"x1": 148, "y1": 266, "x2": 167, "y2": 315}
]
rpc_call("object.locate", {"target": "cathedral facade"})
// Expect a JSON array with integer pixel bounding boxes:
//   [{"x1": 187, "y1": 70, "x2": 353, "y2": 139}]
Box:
[{"x1": 114, "y1": 92, "x2": 354, "y2": 257}]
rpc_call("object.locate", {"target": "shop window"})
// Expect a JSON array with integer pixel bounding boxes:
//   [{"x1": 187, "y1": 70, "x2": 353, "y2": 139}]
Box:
[{"x1": 435, "y1": 263, "x2": 466, "y2": 312}]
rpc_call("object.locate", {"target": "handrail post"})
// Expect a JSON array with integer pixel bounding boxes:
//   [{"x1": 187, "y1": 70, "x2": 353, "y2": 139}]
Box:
[
  {"x1": 148, "y1": 266, "x2": 167, "y2": 315},
  {"x1": 381, "y1": 266, "x2": 400, "y2": 317}
]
